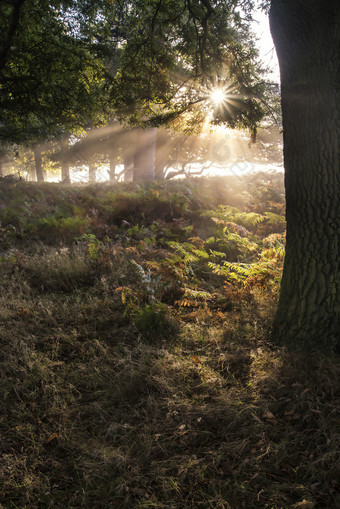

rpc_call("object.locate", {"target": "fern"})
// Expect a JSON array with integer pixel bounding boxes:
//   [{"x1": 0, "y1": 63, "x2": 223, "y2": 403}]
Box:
[
  {"x1": 202, "y1": 205, "x2": 265, "y2": 229},
  {"x1": 209, "y1": 258, "x2": 282, "y2": 288},
  {"x1": 264, "y1": 212, "x2": 286, "y2": 227},
  {"x1": 183, "y1": 287, "x2": 212, "y2": 300},
  {"x1": 206, "y1": 231, "x2": 259, "y2": 261},
  {"x1": 167, "y1": 241, "x2": 200, "y2": 264},
  {"x1": 192, "y1": 248, "x2": 210, "y2": 259},
  {"x1": 175, "y1": 286, "x2": 212, "y2": 308},
  {"x1": 261, "y1": 233, "x2": 285, "y2": 260},
  {"x1": 130, "y1": 259, "x2": 162, "y2": 301}
]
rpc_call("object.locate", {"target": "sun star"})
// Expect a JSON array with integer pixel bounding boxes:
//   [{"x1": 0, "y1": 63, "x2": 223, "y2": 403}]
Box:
[{"x1": 210, "y1": 88, "x2": 225, "y2": 106}]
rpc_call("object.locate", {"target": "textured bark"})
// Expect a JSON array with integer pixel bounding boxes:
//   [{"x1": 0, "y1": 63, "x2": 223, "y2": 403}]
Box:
[
  {"x1": 270, "y1": 0, "x2": 340, "y2": 351},
  {"x1": 34, "y1": 146, "x2": 44, "y2": 182},
  {"x1": 133, "y1": 128, "x2": 157, "y2": 182}
]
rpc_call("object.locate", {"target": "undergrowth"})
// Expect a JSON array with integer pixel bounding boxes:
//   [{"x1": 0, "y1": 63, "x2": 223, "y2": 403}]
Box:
[{"x1": 0, "y1": 174, "x2": 339, "y2": 509}]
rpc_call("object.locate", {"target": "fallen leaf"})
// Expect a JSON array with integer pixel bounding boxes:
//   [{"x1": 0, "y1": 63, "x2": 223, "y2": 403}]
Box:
[
  {"x1": 192, "y1": 355, "x2": 201, "y2": 365},
  {"x1": 292, "y1": 500, "x2": 315, "y2": 508},
  {"x1": 45, "y1": 432, "x2": 59, "y2": 444},
  {"x1": 262, "y1": 410, "x2": 275, "y2": 420}
]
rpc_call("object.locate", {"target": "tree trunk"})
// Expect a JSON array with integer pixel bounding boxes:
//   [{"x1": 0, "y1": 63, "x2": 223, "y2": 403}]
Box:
[
  {"x1": 29, "y1": 164, "x2": 36, "y2": 181},
  {"x1": 61, "y1": 137, "x2": 70, "y2": 183},
  {"x1": 133, "y1": 127, "x2": 157, "y2": 182},
  {"x1": 109, "y1": 152, "x2": 117, "y2": 183},
  {"x1": 88, "y1": 161, "x2": 96, "y2": 182},
  {"x1": 269, "y1": 0, "x2": 340, "y2": 351},
  {"x1": 34, "y1": 146, "x2": 44, "y2": 182},
  {"x1": 122, "y1": 132, "x2": 134, "y2": 182},
  {"x1": 155, "y1": 130, "x2": 167, "y2": 179},
  {"x1": 123, "y1": 151, "x2": 134, "y2": 182}
]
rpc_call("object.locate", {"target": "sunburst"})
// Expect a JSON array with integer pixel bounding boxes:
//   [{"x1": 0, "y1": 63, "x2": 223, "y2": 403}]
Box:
[{"x1": 210, "y1": 88, "x2": 226, "y2": 106}]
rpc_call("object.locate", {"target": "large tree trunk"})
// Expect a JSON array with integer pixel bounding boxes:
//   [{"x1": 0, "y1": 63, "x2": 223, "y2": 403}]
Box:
[
  {"x1": 133, "y1": 127, "x2": 157, "y2": 182},
  {"x1": 270, "y1": 0, "x2": 340, "y2": 351},
  {"x1": 34, "y1": 145, "x2": 44, "y2": 182}
]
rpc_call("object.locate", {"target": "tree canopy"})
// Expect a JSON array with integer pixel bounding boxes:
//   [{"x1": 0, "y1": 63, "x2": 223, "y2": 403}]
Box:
[
  {"x1": 0, "y1": 0, "x2": 271, "y2": 147},
  {"x1": 0, "y1": 0, "x2": 109, "y2": 144}
]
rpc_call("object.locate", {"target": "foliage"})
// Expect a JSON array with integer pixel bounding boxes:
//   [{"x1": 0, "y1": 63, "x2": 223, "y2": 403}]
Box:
[
  {"x1": 203, "y1": 205, "x2": 265, "y2": 230},
  {"x1": 81, "y1": 233, "x2": 103, "y2": 261},
  {"x1": 131, "y1": 301, "x2": 178, "y2": 339},
  {"x1": 0, "y1": 0, "x2": 275, "y2": 158},
  {"x1": 0, "y1": 0, "x2": 109, "y2": 145}
]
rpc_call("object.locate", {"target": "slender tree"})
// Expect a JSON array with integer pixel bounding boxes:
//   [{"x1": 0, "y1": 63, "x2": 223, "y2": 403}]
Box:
[
  {"x1": 60, "y1": 137, "x2": 70, "y2": 183},
  {"x1": 108, "y1": 152, "x2": 117, "y2": 183},
  {"x1": 33, "y1": 145, "x2": 44, "y2": 182},
  {"x1": 88, "y1": 160, "x2": 96, "y2": 183}
]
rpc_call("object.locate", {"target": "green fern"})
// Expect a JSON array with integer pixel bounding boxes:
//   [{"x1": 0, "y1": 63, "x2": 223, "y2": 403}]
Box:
[{"x1": 202, "y1": 205, "x2": 265, "y2": 229}]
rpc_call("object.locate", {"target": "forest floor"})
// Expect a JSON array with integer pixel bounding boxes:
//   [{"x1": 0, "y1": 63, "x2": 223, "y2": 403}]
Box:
[{"x1": 0, "y1": 174, "x2": 339, "y2": 509}]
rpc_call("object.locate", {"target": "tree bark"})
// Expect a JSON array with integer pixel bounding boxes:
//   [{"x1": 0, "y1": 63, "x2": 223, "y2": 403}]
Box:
[
  {"x1": 34, "y1": 146, "x2": 44, "y2": 182},
  {"x1": 270, "y1": 0, "x2": 340, "y2": 351}
]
